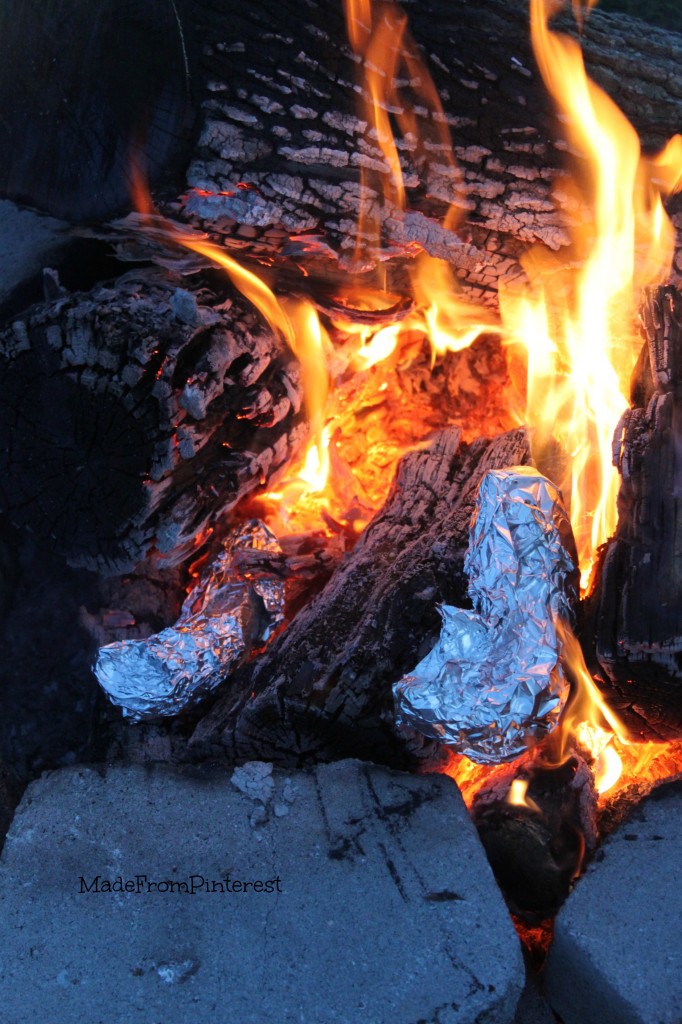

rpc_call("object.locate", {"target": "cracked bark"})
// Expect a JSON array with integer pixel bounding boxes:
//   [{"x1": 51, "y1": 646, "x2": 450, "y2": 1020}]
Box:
[
  {"x1": 2, "y1": 1, "x2": 681, "y2": 303},
  {"x1": 190, "y1": 425, "x2": 531, "y2": 769},
  {"x1": 0, "y1": 267, "x2": 306, "y2": 572}
]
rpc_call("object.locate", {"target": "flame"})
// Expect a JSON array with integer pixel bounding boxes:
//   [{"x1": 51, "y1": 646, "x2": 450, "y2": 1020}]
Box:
[
  {"x1": 500, "y1": 0, "x2": 682, "y2": 591},
  {"x1": 480, "y1": 0, "x2": 682, "y2": 816},
  {"x1": 259, "y1": 0, "x2": 507, "y2": 532},
  {"x1": 130, "y1": 1, "x2": 682, "y2": 817},
  {"x1": 342, "y1": 0, "x2": 498, "y2": 350},
  {"x1": 507, "y1": 779, "x2": 542, "y2": 814},
  {"x1": 549, "y1": 619, "x2": 628, "y2": 793}
]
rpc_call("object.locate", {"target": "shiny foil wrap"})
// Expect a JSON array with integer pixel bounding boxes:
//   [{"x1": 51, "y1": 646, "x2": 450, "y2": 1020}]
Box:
[
  {"x1": 393, "y1": 466, "x2": 579, "y2": 763},
  {"x1": 95, "y1": 521, "x2": 285, "y2": 720}
]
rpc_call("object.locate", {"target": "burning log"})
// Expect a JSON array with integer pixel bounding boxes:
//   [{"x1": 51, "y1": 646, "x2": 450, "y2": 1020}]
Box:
[
  {"x1": 582, "y1": 285, "x2": 682, "y2": 741},
  {"x1": 179, "y1": 0, "x2": 682, "y2": 302},
  {"x1": 470, "y1": 751, "x2": 598, "y2": 920},
  {"x1": 190, "y1": 425, "x2": 531, "y2": 769},
  {"x1": 0, "y1": 268, "x2": 306, "y2": 572},
  {"x1": 1, "y1": 1, "x2": 681, "y2": 303}
]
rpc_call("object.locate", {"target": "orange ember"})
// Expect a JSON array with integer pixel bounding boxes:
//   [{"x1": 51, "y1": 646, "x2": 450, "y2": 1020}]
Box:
[{"x1": 130, "y1": 0, "x2": 682, "y2": 820}]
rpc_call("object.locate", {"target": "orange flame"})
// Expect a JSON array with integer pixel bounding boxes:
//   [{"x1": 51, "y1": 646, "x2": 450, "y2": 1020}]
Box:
[
  {"x1": 342, "y1": 0, "x2": 498, "y2": 351},
  {"x1": 500, "y1": 0, "x2": 682, "y2": 591},
  {"x1": 130, "y1": 2, "x2": 682, "y2": 814},
  {"x1": 551, "y1": 619, "x2": 630, "y2": 793},
  {"x1": 261, "y1": 0, "x2": 506, "y2": 531}
]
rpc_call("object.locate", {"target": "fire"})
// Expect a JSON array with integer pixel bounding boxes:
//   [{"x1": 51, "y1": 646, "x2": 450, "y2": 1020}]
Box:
[
  {"x1": 130, "y1": 0, "x2": 682, "y2": 818},
  {"x1": 507, "y1": 779, "x2": 541, "y2": 814},
  {"x1": 342, "y1": 0, "x2": 497, "y2": 351},
  {"x1": 550, "y1": 619, "x2": 629, "y2": 793},
  {"x1": 260, "y1": 0, "x2": 505, "y2": 533},
  {"x1": 500, "y1": 0, "x2": 682, "y2": 591}
]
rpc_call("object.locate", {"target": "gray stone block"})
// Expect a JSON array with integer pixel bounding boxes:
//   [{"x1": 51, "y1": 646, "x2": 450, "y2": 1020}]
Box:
[
  {"x1": 0, "y1": 200, "x2": 68, "y2": 306},
  {"x1": 545, "y1": 779, "x2": 682, "y2": 1024},
  {"x1": 0, "y1": 760, "x2": 524, "y2": 1024}
]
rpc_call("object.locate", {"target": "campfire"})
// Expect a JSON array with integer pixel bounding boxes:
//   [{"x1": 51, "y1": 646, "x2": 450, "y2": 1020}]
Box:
[{"x1": 1, "y1": 0, "x2": 682, "y2": 978}]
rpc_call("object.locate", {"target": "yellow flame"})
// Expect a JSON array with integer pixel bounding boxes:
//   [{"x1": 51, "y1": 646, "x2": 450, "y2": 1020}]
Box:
[
  {"x1": 500, "y1": 0, "x2": 682, "y2": 590},
  {"x1": 507, "y1": 778, "x2": 542, "y2": 814},
  {"x1": 342, "y1": 0, "x2": 499, "y2": 355},
  {"x1": 411, "y1": 254, "x2": 500, "y2": 358},
  {"x1": 553, "y1": 619, "x2": 630, "y2": 794},
  {"x1": 349, "y1": 323, "x2": 401, "y2": 369},
  {"x1": 593, "y1": 745, "x2": 623, "y2": 794}
]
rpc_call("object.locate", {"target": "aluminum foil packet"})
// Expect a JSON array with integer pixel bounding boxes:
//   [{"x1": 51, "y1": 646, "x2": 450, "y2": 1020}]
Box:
[
  {"x1": 95, "y1": 521, "x2": 285, "y2": 721},
  {"x1": 393, "y1": 466, "x2": 579, "y2": 763}
]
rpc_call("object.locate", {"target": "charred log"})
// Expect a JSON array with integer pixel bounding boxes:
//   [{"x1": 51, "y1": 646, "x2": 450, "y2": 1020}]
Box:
[
  {"x1": 0, "y1": 268, "x2": 306, "y2": 572},
  {"x1": 582, "y1": 285, "x2": 682, "y2": 739},
  {"x1": 0, "y1": 0, "x2": 197, "y2": 222},
  {"x1": 190, "y1": 425, "x2": 531, "y2": 769},
  {"x1": 2, "y1": 2, "x2": 681, "y2": 301},
  {"x1": 471, "y1": 751, "x2": 598, "y2": 920},
  {"x1": 169, "y1": 0, "x2": 682, "y2": 303}
]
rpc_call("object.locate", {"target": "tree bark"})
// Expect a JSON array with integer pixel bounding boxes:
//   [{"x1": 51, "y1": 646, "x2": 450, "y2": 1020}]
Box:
[
  {"x1": 2, "y1": 1, "x2": 681, "y2": 303},
  {"x1": 177, "y1": 0, "x2": 682, "y2": 302},
  {"x1": 0, "y1": 268, "x2": 306, "y2": 573},
  {"x1": 190, "y1": 425, "x2": 531, "y2": 769},
  {"x1": 582, "y1": 285, "x2": 682, "y2": 740}
]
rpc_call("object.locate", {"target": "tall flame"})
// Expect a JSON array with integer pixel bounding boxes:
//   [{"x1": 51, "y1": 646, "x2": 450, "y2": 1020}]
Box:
[
  {"x1": 342, "y1": 0, "x2": 498, "y2": 353},
  {"x1": 500, "y1": 0, "x2": 682, "y2": 589},
  {"x1": 126, "y1": 0, "x2": 682, "y2": 815}
]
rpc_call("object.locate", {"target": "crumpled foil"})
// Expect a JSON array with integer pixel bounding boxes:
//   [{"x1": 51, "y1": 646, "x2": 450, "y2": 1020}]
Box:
[
  {"x1": 393, "y1": 466, "x2": 579, "y2": 763},
  {"x1": 95, "y1": 521, "x2": 285, "y2": 720}
]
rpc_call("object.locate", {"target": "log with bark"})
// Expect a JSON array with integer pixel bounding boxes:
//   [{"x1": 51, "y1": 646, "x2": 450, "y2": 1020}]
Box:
[
  {"x1": 3, "y1": 0, "x2": 681, "y2": 303},
  {"x1": 190, "y1": 425, "x2": 531, "y2": 769},
  {"x1": 178, "y1": 0, "x2": 682, "y2": 304},
  {"x1": 0, "y1": 267, "x2": 306, "y2": 572},
  {"x1": 582, "y1": 285, "x2": 682, "y2": 740}
]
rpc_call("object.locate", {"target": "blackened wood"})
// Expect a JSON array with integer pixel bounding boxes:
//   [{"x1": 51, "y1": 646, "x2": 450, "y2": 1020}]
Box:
[
  {"x1": 178, "y1": 0, "x2": 682, "y2": 303},
  {"x1": 0, "y1": 0, "x2": 197, "y2": 221},
  {"x1": 582, "y1": 286, "x2": 682, "y2": 739},
  {"x1": 3, "y1": 0, "x2": 682, "y2": 302},
  {"x1": 0, "y1": 268, "x2": 305, "y2": 572},
  {"x1": 471, "y1": 752, "x2": 598, "y2": 920},
  {"x1": 190, "y1": 425, "x2": 531, "y2": 769}
]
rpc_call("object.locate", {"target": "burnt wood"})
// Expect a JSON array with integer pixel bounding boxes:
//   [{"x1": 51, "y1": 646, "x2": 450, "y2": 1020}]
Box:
[
  {"x1": 471, "y1": 751, "x2": 598, "y2": 920},
  {"x1": 2, "y1": 1, "x2": 681, "y2": 303},
  {"x1": 190, "y1": 425, "x2": 531, "y2": 769},
  {"x1": 0, "y1": 268, "x2": 306, "y2": 572},
  {"x1": 0, "y1": 0, "x2": 198, "y2": 223},
  {"x1": 582, "y1": 285, "x2": 682, "y2": 739},
  {"x1": 175, "y1": 0, "x2": 682, "y2": 304}
]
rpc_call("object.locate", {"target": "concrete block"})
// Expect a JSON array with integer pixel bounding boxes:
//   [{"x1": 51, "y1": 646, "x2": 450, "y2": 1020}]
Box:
[
  {"x1": 0, "y1": 759, "x2": 524, "y2": 1024},
  {"x1": 545, "y1": 779, "x2": 682, "y2": 1024}
]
